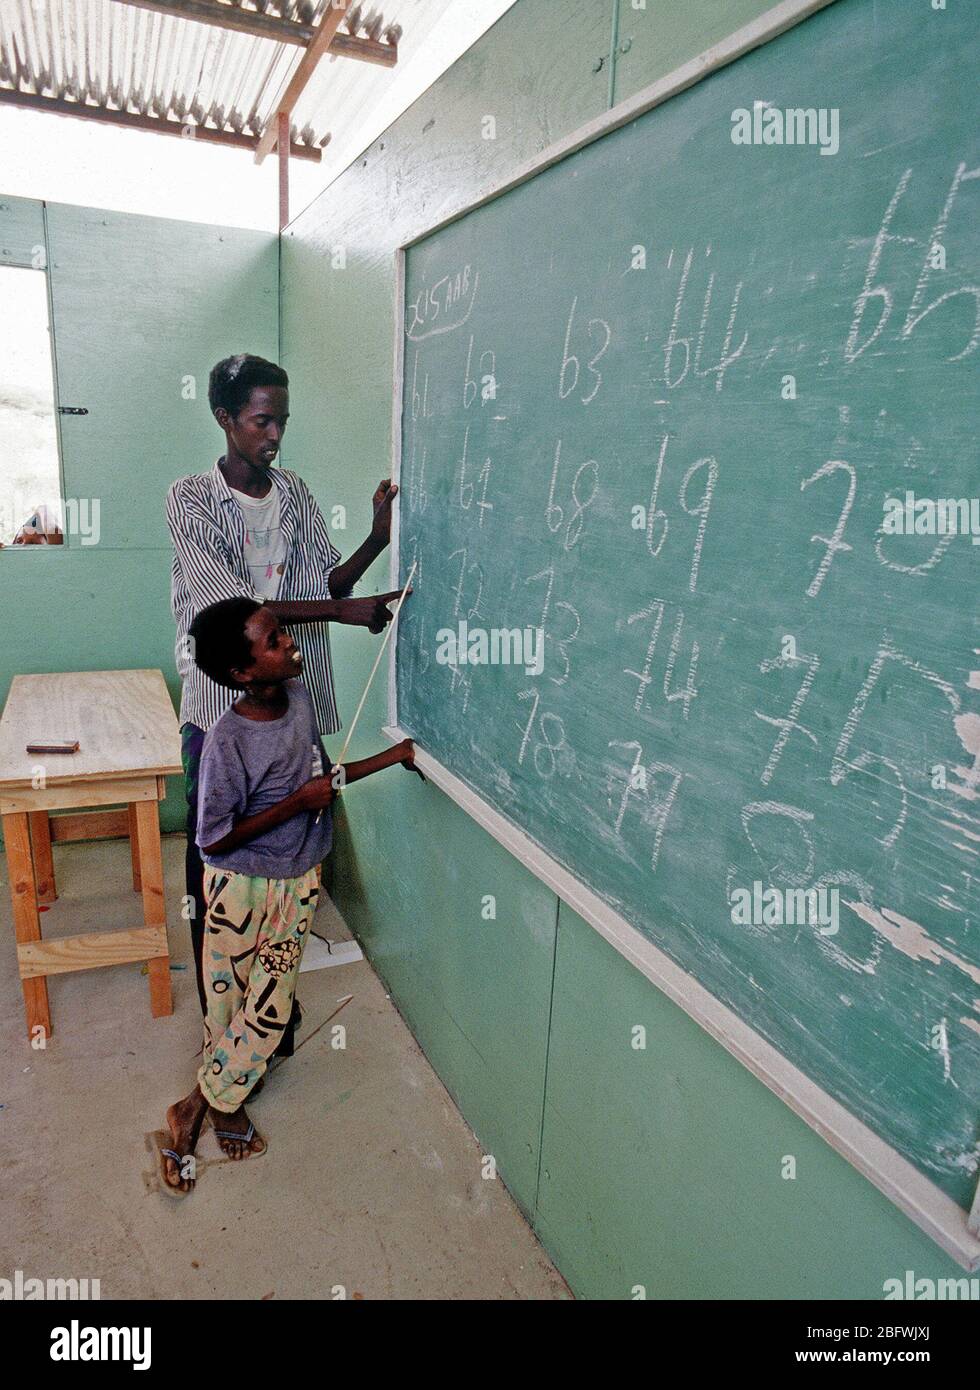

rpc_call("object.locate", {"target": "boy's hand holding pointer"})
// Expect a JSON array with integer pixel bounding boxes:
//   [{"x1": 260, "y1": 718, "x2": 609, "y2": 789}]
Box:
[{"x1": 302, "y1": 740, "x2": 424, "y2": 813}]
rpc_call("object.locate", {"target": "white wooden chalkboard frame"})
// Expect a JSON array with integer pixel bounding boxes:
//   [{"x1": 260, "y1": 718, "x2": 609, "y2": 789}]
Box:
[{"x1": 383, "y1": 0, "x2": 980, "y2": 1272}]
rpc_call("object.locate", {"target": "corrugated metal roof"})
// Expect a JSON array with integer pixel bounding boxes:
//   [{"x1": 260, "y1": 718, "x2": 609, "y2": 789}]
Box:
[{"x1": 0, "y1": 0, "x2": 452, "y2": 153}]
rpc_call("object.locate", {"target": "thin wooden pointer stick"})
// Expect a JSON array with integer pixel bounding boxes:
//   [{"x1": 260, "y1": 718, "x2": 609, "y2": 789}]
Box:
[
  {"x1": 337, "y1": 559, "x2": 416, "y2": 765},
  {"x1": 316, "y1": 561, "x2": 417, "y2": 822}
]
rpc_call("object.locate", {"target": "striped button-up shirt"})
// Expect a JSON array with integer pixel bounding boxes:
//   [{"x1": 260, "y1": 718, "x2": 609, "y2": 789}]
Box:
[{"x1": 168, "y1": 461, "x2": 343, "y2": 734}]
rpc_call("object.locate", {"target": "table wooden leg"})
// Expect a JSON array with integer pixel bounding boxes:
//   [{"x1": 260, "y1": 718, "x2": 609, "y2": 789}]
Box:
[
  {"x1": 4, "y1": 811, "x2": 52, "y2": 1041},
  {"x1": 28, "y1": 810, "x2": 58, "y2": 904},
  {"x1": 134, "y1": 799, "x2": 172, "y2": 1018},
  {"x1": 127, "y1": 802, "x2": 142, "y2": 892}
]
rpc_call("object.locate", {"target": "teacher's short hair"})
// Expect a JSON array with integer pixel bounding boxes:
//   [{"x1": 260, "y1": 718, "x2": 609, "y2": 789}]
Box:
[
  {"x1": 188, "y1": 597, "x2": 263, "y2": 690},
  {"x1": 208, "y1": 355, "x2": 289, "y2": 419}
]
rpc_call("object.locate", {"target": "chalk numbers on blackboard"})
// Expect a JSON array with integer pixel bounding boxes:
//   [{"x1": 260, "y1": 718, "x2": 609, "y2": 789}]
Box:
[
  {"x1": 844, "y1": 162, "x2": 980, "y2": 366},
  {"x1": 644, "y1": 433, "x2": 718, "y2": 593},
  {"x1": 624, "y1": 600, "x2": 700, "y2": 722},
  {"x1": 662, "y1": 246, "x2": 748, "y2": 394},
  {"x1": 800, "y1": 458, "x2": 855, "y2": 599},
  {"x1": 524, "y1": 563, "x2": 581, "y2": 687},
  {"x1": 409, "y1": 348, "x2": 429, "y2": 422},
  {"x1": 517, "y1": 689, "x2": 574, "y2": 779},
  {"x1": 545, "y1": 439, "x2": 599, "y2": 551},
  {"x1": 617, "y1": 431, "x2": 714, "y2": 733},
  {"x1": 407, "y1": 349, "x2": 431, "y2": 515},
  {"x1": 446, "y1": 546, "x2": 486, "y2": 713},
  {"x1": 401, "y1": 533, "x2": 429, "y2": 699},
  {"x1": 756, "y1": 650, "x2": 821, "y2": 788},
  {"x1": 463, "y1": 333, "x2": 498, "y2": 410},
  {"x1": 558, "y1": 295, "x2": 612, "y2": 404},
  {"x1": 458, "y1": 424, "x2": 493, "y2": 528},
  {"x1": 506, "y1": 296, "x2": 613, "y2": 781},
  {"x1": 606, "y1": 741, "x2": 684, "y2": 872}
]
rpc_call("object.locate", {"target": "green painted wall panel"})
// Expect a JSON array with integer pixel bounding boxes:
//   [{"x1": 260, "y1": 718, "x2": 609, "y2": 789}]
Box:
[
  {"x1": 611, "y1": 0, "x2": 779, "y2": 105},
  {"x1": 43, "y1": 203, "x2": 278, "y2": 551},
  {"x1": 537, "y1": 902, "x2": 971, "y2": 1299},
  {"x1": 286, "y1": 0, "x2": 610, "y2": 264},
  {"x1": 0, "y1": 194, "x2": 45, "y2": 267}
]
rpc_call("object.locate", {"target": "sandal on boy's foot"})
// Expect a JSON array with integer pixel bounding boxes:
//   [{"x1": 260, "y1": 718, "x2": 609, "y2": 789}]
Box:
[
  {"x1": 158, "y1": 1146, "x2": 196, "y2": 1199},
  {"x1": 212, "y1": 1121, "x2": 267, "y2": 1160}
]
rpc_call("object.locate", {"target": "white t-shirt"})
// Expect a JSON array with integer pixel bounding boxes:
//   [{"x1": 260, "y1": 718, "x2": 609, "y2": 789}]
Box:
[{"x1": 230, "y1": 484, "x2": 287, "y2": 599}]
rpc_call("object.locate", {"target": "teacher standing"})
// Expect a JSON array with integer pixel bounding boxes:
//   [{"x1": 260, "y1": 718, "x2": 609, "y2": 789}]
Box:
[{"x1": 167, "y1": 354, "x2": 403, "y2": 1058}]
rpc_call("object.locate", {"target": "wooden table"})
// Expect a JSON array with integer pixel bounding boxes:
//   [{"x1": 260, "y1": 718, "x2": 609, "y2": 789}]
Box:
[{"x1": 0, "y1": 669, "x2": 183, "y2": 1041}]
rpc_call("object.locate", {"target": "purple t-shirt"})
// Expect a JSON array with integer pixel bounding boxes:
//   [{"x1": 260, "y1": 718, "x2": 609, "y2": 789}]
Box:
[{"x1": 196, "y1": 680, "x2": 333, "y2": 879}]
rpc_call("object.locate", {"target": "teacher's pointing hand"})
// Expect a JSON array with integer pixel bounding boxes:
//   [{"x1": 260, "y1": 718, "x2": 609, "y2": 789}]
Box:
[{"x1": 332, "y1": 588, "x2": 413, "y2": 634}]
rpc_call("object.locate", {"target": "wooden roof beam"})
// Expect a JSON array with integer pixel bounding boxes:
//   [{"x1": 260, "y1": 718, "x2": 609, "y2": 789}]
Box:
[
  {"x1": 107, "y1": 1, "x2": 398, "y2": 65},
  {"x1": 254, "y1": 0, "x2": 353, "y2": 165},
  {"x1": 0, "y1": 88, "x2": 323, "y2": 161}
]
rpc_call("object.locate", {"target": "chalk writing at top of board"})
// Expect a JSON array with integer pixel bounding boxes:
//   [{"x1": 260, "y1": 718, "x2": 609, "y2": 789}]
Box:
[{"x1": 406, "y1": 264, "x2": 479, "y2": 340}]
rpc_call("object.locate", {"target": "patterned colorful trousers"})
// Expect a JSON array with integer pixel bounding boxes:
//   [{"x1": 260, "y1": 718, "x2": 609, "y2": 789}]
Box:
[
  {"x1": 198, "y1": 865, "x2": 320, "y2": 1113},
  {"x1": 182, "y1": 722, "x2": 303, "y2": 1056}
]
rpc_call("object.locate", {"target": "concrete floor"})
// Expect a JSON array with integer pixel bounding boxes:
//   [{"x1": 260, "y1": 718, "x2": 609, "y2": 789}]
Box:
[{"x1": 0, "y1": 834, "x2": 570, "y2": 1300}]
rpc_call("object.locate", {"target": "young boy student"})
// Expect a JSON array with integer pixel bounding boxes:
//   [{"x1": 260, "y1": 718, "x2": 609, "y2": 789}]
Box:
[{"x1": 159, "y1": 595, "x2": 420, "y2": 1196}]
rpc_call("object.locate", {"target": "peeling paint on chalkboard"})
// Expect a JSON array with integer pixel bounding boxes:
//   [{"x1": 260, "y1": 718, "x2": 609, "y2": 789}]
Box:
[{"x1": 846, "y1": 902, "x2": 980, "y2": 988}]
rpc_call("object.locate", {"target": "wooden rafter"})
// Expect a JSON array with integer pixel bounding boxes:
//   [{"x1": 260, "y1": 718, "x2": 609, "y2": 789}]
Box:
[
  {"x1": 254, "y1": 0, "x2": 354, "y2": 164},
  {"x1": 0, "y1": 88, "x2": 323, "y2": 161},
  {"x1": 277, "y1": 110, "x2": 290, "y2": 230},
  {"x1": 108, "y1": 0, "x2": 398, "y2": 66}
]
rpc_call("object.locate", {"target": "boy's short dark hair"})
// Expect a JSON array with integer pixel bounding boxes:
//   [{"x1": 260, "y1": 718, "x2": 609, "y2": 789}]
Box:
[
  {"x1": 188, "y1": 597, "x2": 263, "y2": 690},
  {"x1": 208, "y1": 355, "x2": 289, "y2": 419}
]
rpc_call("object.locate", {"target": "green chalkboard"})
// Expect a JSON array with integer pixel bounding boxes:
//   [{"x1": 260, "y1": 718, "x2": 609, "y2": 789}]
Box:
[{"x1": 396, "y1": 0, "x2": 979, "y2": 1207}]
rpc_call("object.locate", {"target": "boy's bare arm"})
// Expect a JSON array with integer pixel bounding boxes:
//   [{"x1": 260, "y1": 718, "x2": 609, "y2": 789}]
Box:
[
  {"x1": 341, "y1": 739, "x2": 420, "y2": 787},
  {"x1": 303, "y1": 740, "x2": 423, "y2": 810},
  {"x1": 201, "y1": 741, "x2": 421, "y2": 855}
]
